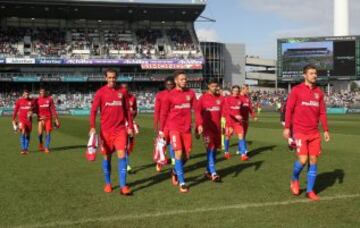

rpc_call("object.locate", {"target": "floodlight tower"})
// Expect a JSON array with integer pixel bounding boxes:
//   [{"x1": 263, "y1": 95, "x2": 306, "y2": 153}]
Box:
[{"x1": 334, "y1": 0, "x2": 349, "y2": 36}]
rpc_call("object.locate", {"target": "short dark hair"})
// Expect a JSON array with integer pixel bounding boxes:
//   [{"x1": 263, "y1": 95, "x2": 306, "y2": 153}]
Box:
[
  {"x1": 174, "y1": 70, "x2": 186, "y2": 78},
  {"x1": 207, "y1": 79, "x2": 218, "y2": 85},
  {"x1": 23, "y1": 88, "x2": 29, "y2": 93},
  {"x1": 164, "y1": 76, "x2": 175, "y2": 84},
  {"x1": 104, "y1": 68, "x2": 118, "y2": 77},
  {"x1": 232, "y1": 85, "x2": 240, "y2": 90},
  {"x1": 303, "y1": 64, "x2": 317, "y2": 74}
]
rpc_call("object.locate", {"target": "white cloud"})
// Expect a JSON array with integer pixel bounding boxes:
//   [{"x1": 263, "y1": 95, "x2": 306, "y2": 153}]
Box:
[{"x1": 196, "y1": 28, "x2": 220, "y2": 42}]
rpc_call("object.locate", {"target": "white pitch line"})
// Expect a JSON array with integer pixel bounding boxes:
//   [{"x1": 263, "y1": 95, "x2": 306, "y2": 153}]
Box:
[{"x1": 16, "y1": 193, "x2": 360, "y2": 228}]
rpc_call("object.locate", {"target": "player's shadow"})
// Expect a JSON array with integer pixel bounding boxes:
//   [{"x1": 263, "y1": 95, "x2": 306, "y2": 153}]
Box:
[
  {"x1": 248, "y1": 145, "x2": 276, "y2": 158},
  {"x1": 128, "y1": 155, "x2": 227, "y2": 193},
  {"x1": 315, "y1": 169, "x2": 345, "y2": 193},
  {"x1": 188, "y1": 161, "x2": 264, "y2": 188},
  {"x1": 50, "y1": 145, "x2": 86, "y2": 152},
  {"x1": 230, "y1": 141, "x2": 253, "y2": 148}
]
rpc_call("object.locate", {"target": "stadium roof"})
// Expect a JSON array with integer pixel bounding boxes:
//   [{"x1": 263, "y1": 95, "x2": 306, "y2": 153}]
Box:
[{"x1": 0, "y1": 0, "x2": 206, "y2": 21}]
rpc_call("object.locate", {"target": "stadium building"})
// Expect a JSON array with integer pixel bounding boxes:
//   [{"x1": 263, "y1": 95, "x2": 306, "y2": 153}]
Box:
[{"x1": 0, "y1": 0, "x2": 206, "y2": 114}]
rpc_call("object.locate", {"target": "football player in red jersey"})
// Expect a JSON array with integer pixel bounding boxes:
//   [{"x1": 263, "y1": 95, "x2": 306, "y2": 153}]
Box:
[
  {"x1": 34, "y1": 88, "x2": 60, "y2": 154},
  {"x1": 90, "y1": 69, "x2": 134, "y2": 195},
  {"x1": 12, "y1": 89, "x2": 35, "y2": 155},
  {"x1": 284, "y1": 65, "x2": 330, "y2": 201}
]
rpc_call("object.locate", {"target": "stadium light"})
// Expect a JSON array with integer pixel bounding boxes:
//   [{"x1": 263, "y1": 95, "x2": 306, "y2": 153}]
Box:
[{"x1": 334, "y1": 0, "x2": 349, "y2": 36}]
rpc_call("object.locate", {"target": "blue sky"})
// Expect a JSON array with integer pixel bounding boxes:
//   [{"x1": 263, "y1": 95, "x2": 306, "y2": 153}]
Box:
[{"x1": 132, "y1": 0, "x2": 360, "y2": 59}]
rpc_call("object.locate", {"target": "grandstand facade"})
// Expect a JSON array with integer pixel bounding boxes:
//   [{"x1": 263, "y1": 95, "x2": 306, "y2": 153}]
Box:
[{"x1": 0, "y1": 0, "x2": 206, "y2": 113}]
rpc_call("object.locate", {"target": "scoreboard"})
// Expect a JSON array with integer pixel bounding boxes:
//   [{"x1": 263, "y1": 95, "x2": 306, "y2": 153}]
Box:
[{"x1": 277, "y1": 36, "x2": 360, "y2": 81}]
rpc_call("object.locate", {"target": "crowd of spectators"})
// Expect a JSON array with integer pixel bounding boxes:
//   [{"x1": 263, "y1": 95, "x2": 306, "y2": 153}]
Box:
[{"x1": 0, "y1": 26, "x2": 199, "y2": 59}]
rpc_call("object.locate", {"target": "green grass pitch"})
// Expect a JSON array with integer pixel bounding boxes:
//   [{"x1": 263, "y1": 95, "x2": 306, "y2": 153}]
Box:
[{"x1": 1, "y1": 113, "x2": 360, "y2": 227}]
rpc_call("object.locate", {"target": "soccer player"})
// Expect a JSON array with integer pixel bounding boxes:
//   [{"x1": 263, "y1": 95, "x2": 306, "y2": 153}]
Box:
[
  {"x1": 196, "y1": 79, "x2": 223, "y2": 182},
  {"x1": 159, "y1": 70, "x2": 197, "y2": 193},
  {"x1": 120, "y1": 83, "x2": 138, "y2": 173},
  {"x1": 90, "y1": 69, "x2": 134, "y2": 195},
  {"x1": 284, "y1": 64, "x2": 330, "y2": 201},
  {"x1": 12, "y1": 89, "x2": 35, "y2": 155},
  {"x1": 35, "y1": 87, "x2": 60, "y2": 154},
  {"x1": 223, "y1": 85, "x2": 248, "y2": 161},
  {"x1": 239, "y1": 84, "x2": 257, "y2": 154},
  {"x1": 154, "y1": 77, "x2": 176, "y2": 171}
]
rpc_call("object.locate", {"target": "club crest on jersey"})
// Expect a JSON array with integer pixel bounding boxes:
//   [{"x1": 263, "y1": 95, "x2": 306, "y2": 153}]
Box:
[
  {"x1": 186, "y1": 95, "x2": 191, "y2": 101},
  {"x1": 314, "y1": 93, "x2": 320, "y2": 100},
  {"x1": 118, "y1": 93, "x2": 123, "y2": 99}
]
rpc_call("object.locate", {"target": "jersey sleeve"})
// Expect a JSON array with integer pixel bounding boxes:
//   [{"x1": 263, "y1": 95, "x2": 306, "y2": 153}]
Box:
[
  {"x1": 159, "y1": 95, "x2": 170, "y2": 132},
  {"x1": 12, "y1": 100, "x2": 19, "y2": 121},
  {"x1": 319, "y1": 92, "x2": 329, "y2": 132},
  {"x1": 50, "y1": 97, "x2": 58, "y2": 119},
  {"x1": 123, "y1": 95, "x2": 134, "y2": 130},
  {"x1": 285, "y1": 89, "x2": 297, "y2": 129},
  {"x1": 89, "y1": 91, "x2": 101, "y2": 129},
  {"x1": 132, "y1": 96, "x2": 138, "y2": 119},
  {"x1": 195, "y1": 95, "x2": 203, "y2": 127},
  {"x1": 154, "y1": 93, "x2": 161, "y2": 129}
]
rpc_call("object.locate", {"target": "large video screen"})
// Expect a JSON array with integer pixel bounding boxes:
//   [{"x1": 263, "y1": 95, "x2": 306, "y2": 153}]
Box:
[{"x1": 277, "y1": 36, "x2": 360, "y2": 80}]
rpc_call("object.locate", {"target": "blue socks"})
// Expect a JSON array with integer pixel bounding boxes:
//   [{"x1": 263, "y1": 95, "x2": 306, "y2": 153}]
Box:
[
  {"x1": 20, "y1": 134, "x2": 26, "y2": 150},
  {"x1": 238, "y1": 139, "x2": 246, "y2": 155},
  {"x1": 292, "y1": 161, "x2": 305, "y2": 181},
  {"x1": 224, "y1": 139, "x2": 230, "y2": 153},
  {"x1": 307, "y1": 164, "x2": 317, "y2": 193},
  {"x1": 175, "y1": 159, "x2": 185, "y2": 185},
  {"x1": 45, "y1": 134, "x2": 51, "y2": 149},
  {"x1": 207, "y1": 148, "x2": 216, "y2": 175},
  {"x1": 25, "y1": 135, "x2": 30, "y2": 150},
  {"x1": 168, "y1": 144, "x2": 175, "y2": 160},
  {"x1": 20, "y1": 134, "x2": 30, "y2": 151},
  {"x1": 118, "y1": 158, "x2": 127, "y2": 188},
  {"x1": 102, "y1": 160, "x2": 111, "y2": 184}
]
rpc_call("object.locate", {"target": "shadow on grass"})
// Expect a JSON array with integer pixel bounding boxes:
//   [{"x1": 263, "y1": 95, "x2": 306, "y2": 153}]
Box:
[
  {"x1": 230, "y1": 141, "x2": 253, "y2": 148},
  {"x1": 128, "y1": 154, "x2": 227, "y2": 193},
  {"x1": 315, "y1": 169, "x2": 345, "y2": 193},
  {"x1": 50, "y1": 145, "x2": 86, "y2": 152},
  {"x1": 188, "y1": 160, "x2": 264, "y2": 188},
  {"x1": 248, "y1": 145, "x2": 276, "y2": 158}
]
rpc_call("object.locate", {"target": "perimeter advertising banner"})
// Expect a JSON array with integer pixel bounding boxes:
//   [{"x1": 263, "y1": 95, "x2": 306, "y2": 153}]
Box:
[{"x1": 0, "y1": 57, "x2": 204, "y2": 69}]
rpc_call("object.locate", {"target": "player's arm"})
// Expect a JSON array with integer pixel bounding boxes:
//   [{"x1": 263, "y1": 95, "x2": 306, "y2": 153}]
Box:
[
  {"x1": 194, "y1": 96, "x2": 204, "y2": 135},
  {"x1": 159, "y1": 96, "x2": 170, "y2": 137},
  {"x1": 133, "y1": 96, "x2": 138, "y2": 119},
  {"x1": 319, "y1": 93, "x2": 330, "y2": 142},
  {"x1": 153, "y1": 93, "x2": 161, "y2": 131},
  {"x1": 50, "y1": 98, "x2": 60, "y2": 127},
  {"x1": 12, "y1": 100, "x2": 19, "y2": 125},
  {"x1": 284, "y1": 90, "x2": 296, "y2": 139},
  {"x1": 249, "y1": 98, "x2": 257, "y2": 121},
  {"x1": 123, "y1": 95, "x2": 134, "y2": 136},
  {"x1": 89, "y1": 91, "x2": 101, "y2": 134}
]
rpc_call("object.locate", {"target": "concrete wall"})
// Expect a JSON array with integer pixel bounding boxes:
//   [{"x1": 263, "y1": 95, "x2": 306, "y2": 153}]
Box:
[{"x1": 224, "y1": 43, "x2": 246, "y2": 87}]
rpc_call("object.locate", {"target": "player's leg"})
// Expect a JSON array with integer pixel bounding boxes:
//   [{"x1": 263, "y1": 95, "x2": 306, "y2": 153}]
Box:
[
  {"x1": 235, "y1": 125, "x2": 248, "y2": 160},
  {"x1": 204, "y1": 133, "x2": 220, "y2": 182},
  {"x1": 103, "y1": 154, "x2": 112, "y2": 193},
  {"x1": 170, "y1": 131, "x2": 188, "y2": 192},
  {"x1": 100, "y1": 132, "x2": 113, "y2": 193},
  {"x1": 115, "y1": 129, "x2": 132, "y2": 195},
  {"x1": 224, "y1": 127, "x2": 231, "y2": 159},
  {"x1": 243, "y1": 121, "x2": 249, "y2": 154},
  {"x1": 24, "y1": 124, "x2": 32, "y2": 153},
  {"x1": 19, "y1": 124, "x2": 27, "y2": 155},
  {"x1": 306, "y1": 134, "x2": 321, "y2": 201},
  {"x1": 291, "y1": 134, "x2": 308, "y2": 196},
  {"x1": 44, "y1": 119, "x2": 53, "y2": 153},
  {"x1": 37, "y1": 120, "x2": 44, "y2": 151}
]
